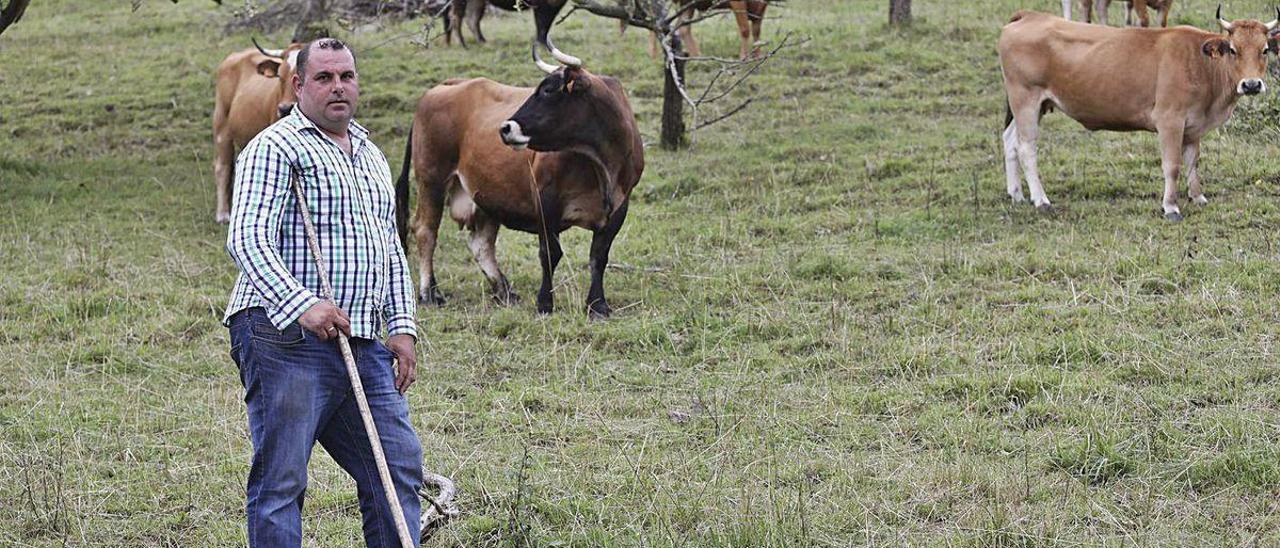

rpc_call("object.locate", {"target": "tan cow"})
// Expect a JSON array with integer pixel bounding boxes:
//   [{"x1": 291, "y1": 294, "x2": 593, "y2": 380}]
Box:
[
  {"x1": 1078, "y1": 0, "x2": 1174, "y2": 27},
  {"x1": 395, "y1": 52, "x2": 643, "y2": 320},
  {"x1": 211, "y1": 40, "x2": 303, "y2": 224},
  {"x1": 730, "y1": 0, "x2": 768, "y2": 59},
  {"x1": 999, "y1": 8, "x2": 1277, "y2": 221},
  {"x1": 628, "y1": 0, "x2": 767, "y2": 60}
]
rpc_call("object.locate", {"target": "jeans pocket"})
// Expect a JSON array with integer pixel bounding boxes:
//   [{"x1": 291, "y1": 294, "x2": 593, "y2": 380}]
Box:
[{"x1": 250, "y1": 318, "x2": 306, "y2": 347}]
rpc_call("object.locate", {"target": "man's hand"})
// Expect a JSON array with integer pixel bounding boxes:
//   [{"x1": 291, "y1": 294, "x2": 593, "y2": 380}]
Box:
[
  {"x1": 298, "y1": 301, "x2": 351, "y2": 341},
  {"x1": 386, "y1": 334, "x2": 417, "y2": 395}
]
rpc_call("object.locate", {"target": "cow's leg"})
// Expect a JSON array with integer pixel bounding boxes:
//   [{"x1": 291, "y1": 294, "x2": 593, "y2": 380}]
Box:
[
  {"x1": 1184, "y1": 140, "x2": 1206, "y2": 206},
  {"x1": 586, "y1": 200, "x2": 629, "y2": 321},
  {"x1": 448, "y1": 0, "x2": 467, "y2": 48},
  {"x1": 466, "y1": 0, "x2": 486, "y2": 43},
  {"x1": 730, "y1": 1, "x2": 751, "y2": 60},
  {"x1": 648, "y1": 30, "x2": 659, "y2": 58},
  {"x1": 1094, "y1": 0, "x2": 1109, "y2": 25},
  {"x1": 1133, "y1": 0, "x2": 1150, "y2": 26},
  {"x1": 1010, "y1": 95, "x2": 1052, "y2": 211},
  {"x1": 1157, "y1": 122, "x2": 1185, "y2": 221},
  {"x1": 467, "y1": 212, "x2": 519, "y2": 305},
  {"x1": 1080, "y1": 0, "x2": 1093, "y2": 22},
  {"x1": 414, "y1": 170, "x2": 449, "y2": 306},
  {"x1": 1002, "y1": 115, "x2": 1025, "y2": 203},
  {"x1": 748, "y1": 1, "x2": 767, "y2": 59},
  {"x1": 535, "y1": 204, "x2": 564, "y2": 316},
  {"x1": 1159, "y1": 2, "x2": 1170, "y2": 27},
  {"x1": 1063, "y1": 0, "x2": 1072, "y2": 19},
  {"x1": 679, "y1": 22, "x2": 700, "y2": 57},
  {"x1": 213, "y1": 132, "x2": 235, "y2": 224}
]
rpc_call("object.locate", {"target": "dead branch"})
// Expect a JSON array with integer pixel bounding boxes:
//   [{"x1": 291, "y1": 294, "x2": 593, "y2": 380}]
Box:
[{"x1": 691, "y1": 98, "x2": 751, "y2": 131}]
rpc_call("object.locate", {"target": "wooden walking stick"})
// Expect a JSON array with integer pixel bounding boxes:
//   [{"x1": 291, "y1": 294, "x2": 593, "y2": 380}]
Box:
[{"x1": 289, "y1": 173, "x2": 415, "y2": 548}]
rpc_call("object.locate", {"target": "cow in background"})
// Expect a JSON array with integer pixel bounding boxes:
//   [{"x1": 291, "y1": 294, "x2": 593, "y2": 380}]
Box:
[
  {"x1": 396, "y1": 53, "x2": 643, "y2": 320},
  {"x1": 211, "y1": 40, "x2": 303, "y2": 223},
  {"x1": 1078, "y1": 0, "x2": 1175, "y2": 27},
  {"x1": 440, "y1": 0, "x2": 582, "y2": 69},
  {"x1": 729, "y1": 0, "x2": 768, "y2": 59},
  {"x1": 626, "y1": 0, "x2": 769, "y2": 60},
  {"x1": 999, "y1": 8, "x2": 1277, "y2": 220}
]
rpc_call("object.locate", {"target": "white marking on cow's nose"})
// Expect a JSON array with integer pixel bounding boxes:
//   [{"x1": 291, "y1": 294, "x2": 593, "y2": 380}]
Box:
[
  {"x1": 1238, "y1": 78, "x2": 1266, "y2": 95},
  {"x1": 500, "y1": 121, "x2": 530, "y2": 149}
]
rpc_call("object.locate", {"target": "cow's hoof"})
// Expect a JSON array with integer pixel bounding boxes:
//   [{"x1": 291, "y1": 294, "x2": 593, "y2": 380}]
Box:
[
  {"x1": 216, "y1": 213, "x2": 230, "y2": 224},
  {"x1": 492, "y1": 291, "x2": 521, "y2": 306},
  {"x1": 419, "y1": 290, "x2": 447, "y2": 307},
  {"x1": 1035, "y1": 203, "x2": 1054, "y2": 214},
  {"x1": 1164, "y1": 211, "x2": 1184, "y2": 222},
  {"x1": 587, "y1": 302, "x2": 612, "y2": 322},
  {"x1": 1009, "y1": 194, "x2": 1026, "y2": 204},
  {"x1": 1192, "y1": 195, "x2": 1209, "y2": 206}
]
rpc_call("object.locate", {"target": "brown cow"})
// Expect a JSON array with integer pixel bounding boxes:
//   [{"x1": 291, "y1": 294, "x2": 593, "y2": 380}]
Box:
[
  {"x1": 628, "y1": 0, "x2": 767, "y2": 60},
  {"x1": 441, "y1": 0, "x2": 582, "y2": 69},
  {"x1": 999, "y1": 8, "x2": 1277, "y2": 221},
  {"x1": 631, "y1": 0, "x2": 717, "y2": 58},
  {"x1": 1079, "y1": 0, "x2": 1174, "y2": 27},
  {"x1": 395, "y1": 54, "x2": 643, "y2": 319},
  {"x1": 730, "y1": 0, "x2": 768, "y2": 60},
  {"x1": 211, "y1": 40, "x2": 304, "y2": 223},
  {"x1": 444, "y1": 0, "x2": 521, "y2": 47}
]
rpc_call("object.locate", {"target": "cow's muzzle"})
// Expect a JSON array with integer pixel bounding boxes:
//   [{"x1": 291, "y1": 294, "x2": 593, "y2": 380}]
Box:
[
  {"x1": 1238, "y1": 79, "x2": 1266, "y2": 96},
  {"x1": 499, "y1": 121, "x2": 530, "y2": 149}
]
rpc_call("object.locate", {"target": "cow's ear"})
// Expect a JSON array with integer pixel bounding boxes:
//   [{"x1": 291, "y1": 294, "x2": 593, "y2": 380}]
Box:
[
  {"x1": 257, "y1": 59, "x2": 282, "y2": 78},
  {"x1": 564, "y1": 67, "x2": 591, "y2": 94},
  {"x1": 1202, "y1": 38, "x2": 1231, "y2": 58}
]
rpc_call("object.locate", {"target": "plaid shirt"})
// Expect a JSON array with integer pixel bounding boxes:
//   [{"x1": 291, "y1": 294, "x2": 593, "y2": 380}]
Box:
[{"x1": 223, "y1": 108, "x2": 416, "y2": 341}]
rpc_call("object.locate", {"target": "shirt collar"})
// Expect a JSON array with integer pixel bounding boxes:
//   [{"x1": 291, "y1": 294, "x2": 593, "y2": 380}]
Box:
[{"x1": 287, "y1": 106, "x2": 370, "y2": 147}]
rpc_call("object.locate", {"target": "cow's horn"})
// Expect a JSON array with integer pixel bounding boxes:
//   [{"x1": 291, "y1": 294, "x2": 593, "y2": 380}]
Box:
[
  {"x1": 532, "y1": 41, "x2": 559, "y2": 74},
  {"x1": 1217, "y1": 4, "x2": 1234, "y2": 31},
  {"x1": 546, "y1": 36, "x2": 582, "y2": 68},
  {"x1": 1266, "y1": 7, "x2": 1278, "y2": 31},
  {"x1": 252, "y1": 36, "x2": 285, "y2": 58}
]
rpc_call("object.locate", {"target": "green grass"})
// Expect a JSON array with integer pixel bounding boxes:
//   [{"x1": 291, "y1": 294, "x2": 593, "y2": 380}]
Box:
[{"x1": 5, "y1": 0, "x2": 1280, "y2": 545}]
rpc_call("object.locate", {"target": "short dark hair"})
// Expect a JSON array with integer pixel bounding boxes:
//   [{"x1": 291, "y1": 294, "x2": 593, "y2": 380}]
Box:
[{"x1": 295, "y1": 38, "x2": 355, "y2": 78}]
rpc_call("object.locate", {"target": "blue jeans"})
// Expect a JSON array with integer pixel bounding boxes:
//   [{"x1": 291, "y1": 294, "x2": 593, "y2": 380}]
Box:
[{"x1": 229, "y1": 308, "x2": 422, "y2": 548}]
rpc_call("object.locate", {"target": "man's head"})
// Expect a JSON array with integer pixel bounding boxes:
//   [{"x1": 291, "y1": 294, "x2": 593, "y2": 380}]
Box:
[{"x1": 292, "y1": 38, "x2": 359, "y2": 134}]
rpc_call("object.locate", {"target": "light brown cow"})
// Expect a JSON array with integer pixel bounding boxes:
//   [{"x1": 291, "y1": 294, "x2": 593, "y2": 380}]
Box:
[
  {"x1": 730, "y1": 0, "x2": 768, "y2": 60},
  {"x1": 1079, "y1": 0, "x2": 1174, "y2": 27},
  {"x1": 395, "y1": 54, "x2": 643, "y2": 319},
  {"x1": 999, "y1": 9, "x2": 1277, "y2": 221},
  {"x1": 633, "y1": 0, "x2": 717, "y2": 58},
  {"x1": 211, "y1": 40, "x2": 303, "y2": 223},
  {"x1": 629, "y1": 0, "x2": 767, "y2": 60}
]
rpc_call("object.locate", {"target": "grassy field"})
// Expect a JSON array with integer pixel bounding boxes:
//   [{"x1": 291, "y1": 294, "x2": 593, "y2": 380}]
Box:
[{"x1": 5, "y1": 0, "x2": 1280, "y2": 545}]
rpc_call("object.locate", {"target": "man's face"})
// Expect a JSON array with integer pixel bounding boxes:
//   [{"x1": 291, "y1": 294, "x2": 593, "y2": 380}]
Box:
[{"x1": 293, "y1": 46, "x2": 359, "y2": 132}]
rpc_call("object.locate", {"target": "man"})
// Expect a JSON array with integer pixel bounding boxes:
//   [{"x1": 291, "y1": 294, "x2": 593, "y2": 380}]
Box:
[{"x1": 223, "y1": 38, "x2": 423, "y2": 547}]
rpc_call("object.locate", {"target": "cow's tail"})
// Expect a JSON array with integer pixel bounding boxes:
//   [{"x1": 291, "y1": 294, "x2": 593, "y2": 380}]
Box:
[{"x1": 395, "y1": 125, "x2": 413, "y2": 251}]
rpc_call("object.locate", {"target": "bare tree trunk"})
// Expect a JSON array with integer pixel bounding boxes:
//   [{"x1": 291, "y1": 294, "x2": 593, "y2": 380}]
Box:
[
  {"x1": 889, "y1": 0, "x2": 911, "y2": 25},
  {"x1": 660, "y1": 31, "x2": 687, "y2": 150},
  {"x1": 0, "y1": 0, "x2": 32, "y2": 37},
  {"x1": 292, "y1": 0, "x2": 332, "y2": 42}
]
